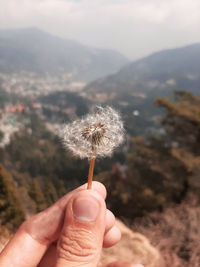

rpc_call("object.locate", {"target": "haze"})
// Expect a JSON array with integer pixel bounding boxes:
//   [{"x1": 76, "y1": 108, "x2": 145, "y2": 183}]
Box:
[{"x1": 0, "y1": 0, "x2": 200, "y2": 59}]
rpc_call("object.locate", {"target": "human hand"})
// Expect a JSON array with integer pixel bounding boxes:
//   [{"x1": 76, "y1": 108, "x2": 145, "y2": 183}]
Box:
[{"x1": 0, "y1": 182, "x2": 143, "y2": 267}]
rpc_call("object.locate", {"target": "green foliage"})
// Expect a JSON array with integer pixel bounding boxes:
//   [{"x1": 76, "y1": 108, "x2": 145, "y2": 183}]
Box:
[
  {"x1": 28, "y1": 178, "x2": 47, "y2": 212},
  {"x1": 4, "y1": 114, "x2": 88, "y2": 189},
  {"x1": 98, "y1": 91, "x2": 200, "y2": 220},
  {"x1": 0, "y1": 112, "x2": 89, "y2": 220},
  {"x1": 97, "y1": 167, "x2": 164, "y2": 219},
  {"x1": 1, "y1": 89, "x2": 199, "y2": 228},
  {"x1": 0, "y1": 165, "x2": 25, "y2": 231},
  {"x1": 0, "y1": 131, "x2": 3, "y2": 141},
  {"x1": 44, "y1": 181, "x2": 58, "y2": 206},
  {"x1": 40, "y1": 91, "x2": 90, "y2": 123}
]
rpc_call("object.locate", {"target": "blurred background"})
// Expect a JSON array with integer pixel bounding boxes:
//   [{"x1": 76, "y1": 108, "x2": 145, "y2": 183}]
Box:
[{"x1": 0, "y1": 1, "x2": 200, "y2": 266}]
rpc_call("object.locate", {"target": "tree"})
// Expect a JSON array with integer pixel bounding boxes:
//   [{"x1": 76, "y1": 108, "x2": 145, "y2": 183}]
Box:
[
  {"x1": 0, "y1": 165, "x2": 25, "y2": 231},
  {"x1": 128, "y1": 91, "x2": 200, "y2": 210},
  {"x1": 156, "y1": 90, "x2": 200, "y2": 195},
  {"x1": 44, "y1": 181, "x2": 58, "y2": 206},
  {"x1": 97, "y1": 91, "x2": 200, "y2": 219},
  {"x1": 0, "y1": 131, "x2": 3, "y2": 141},
  {"x1": 29, "y1": 178, "x2": 47, "y2": 212}
]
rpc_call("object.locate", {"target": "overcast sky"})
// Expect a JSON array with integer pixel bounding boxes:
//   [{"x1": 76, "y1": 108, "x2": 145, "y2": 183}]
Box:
[{"x1": 0, "y1": 0, "x2": 200, "y2": 59}]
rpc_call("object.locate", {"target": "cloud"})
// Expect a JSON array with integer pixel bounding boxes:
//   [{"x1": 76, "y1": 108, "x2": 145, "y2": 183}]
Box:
[{"x1": 0, "y1": 0, "x2": 200, "y2": 58}]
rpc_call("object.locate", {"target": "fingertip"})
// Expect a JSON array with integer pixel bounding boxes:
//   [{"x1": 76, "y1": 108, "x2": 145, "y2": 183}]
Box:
[
  {"x1": 69, "y1": 189, "x2": 107, "y2": 221},
  {"x1": 105, "y1": 209, "x2": 115, "y2": 233},
  {"x1": 79, "y1": 181, "x2": 107, "y2": 199},
  {"x1": 103, "y1": 225, "x2": 121, "y2": 248},
  {"x1": 91, "y1": 181, "x2": 107, "y2": 200}
]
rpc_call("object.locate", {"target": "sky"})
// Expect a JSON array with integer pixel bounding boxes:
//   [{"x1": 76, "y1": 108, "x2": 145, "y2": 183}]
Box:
[{"x1": 0, "y1": 0, "x2": 200, "y2": 60}]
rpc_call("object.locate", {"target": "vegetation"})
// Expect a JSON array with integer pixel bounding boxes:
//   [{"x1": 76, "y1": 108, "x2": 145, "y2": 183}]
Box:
[
  {"x1": 134, "y1": 201, "x2": 200, "y2": 266},
  {"x1": 1, "y1": 89, "x2": 200, "y2": 266},
  {"x1": 97, "y1": 90, "x2": 200, "y2": 219},
  {"x1": 40, "y1": 91, "x2": 90, "y2": 123},
  {"x1": 0, "y1": 165, "x2": 25, "y2": 231}
]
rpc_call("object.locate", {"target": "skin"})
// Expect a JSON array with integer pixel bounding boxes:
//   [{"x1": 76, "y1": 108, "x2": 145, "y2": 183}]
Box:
[{"x1": 0, "y1": 182, "x2": 142, "y2": 267}]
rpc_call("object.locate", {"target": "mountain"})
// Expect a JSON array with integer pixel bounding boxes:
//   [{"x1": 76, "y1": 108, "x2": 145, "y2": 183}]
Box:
[
  {"x1": 0, "y1": 28, "x2": 128, "y2": 82},
  {"x1": 84, "y1": 44, "x2": 200, "y2": 136},
  {"x1": 85, "y1": 43, "x2": 200, "y2": 95}
]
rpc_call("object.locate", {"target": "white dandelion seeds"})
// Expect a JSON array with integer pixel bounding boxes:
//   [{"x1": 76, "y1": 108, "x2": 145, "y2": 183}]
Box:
[{"x1": 61, "y1": 106, "x2": 124, "y2": 189}]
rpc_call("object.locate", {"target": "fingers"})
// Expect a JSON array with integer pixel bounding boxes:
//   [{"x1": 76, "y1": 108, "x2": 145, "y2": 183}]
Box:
[
  {"x1": 38, "y1": 242, "x2": 57, "y2": 267},
  {"x1": 0, "y1": 181, "x2": 120, "y2": 267},
  {"x1": 0, "y1": 228, "x2": 47, "y2": 267},
  {"x1": 56, "y1": 189, "x2": 106, "y2": 267},
  {"x1": 0, "y1": 182, "x2": 106, "y2": 267},
  {"x1": 79, "y1": 181, "x2": 107, "y2": 200},
  {"x1": 38, "y1": 208, "x2": 119, "y2": 266},
  {"x1": 103, "y1": 209, "x2": 121, "y2": 248},
  {"x1": 105, "y1": 209, "x2": 115, "y2": 233},
  {"x1": 103, "y1": 226, "x2": 121, "y2": 248}
]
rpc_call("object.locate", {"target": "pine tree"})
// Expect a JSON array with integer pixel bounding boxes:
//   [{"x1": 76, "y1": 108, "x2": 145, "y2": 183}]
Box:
[
  {"x1": 44, "y1": 181, "x2": 58, "y2": 206},
  {"x1": 128, "y1": 91, "x2": 200, "y2": 210},
  {"x1": 97, "y1": 91, "x2": 200, "y2": 219},
  {"x1": 29, "y1": 178, "x2": 47, "y2": 212},
  {"x1": 0, "y1": 165, "x2": 25, "y2": 231}
]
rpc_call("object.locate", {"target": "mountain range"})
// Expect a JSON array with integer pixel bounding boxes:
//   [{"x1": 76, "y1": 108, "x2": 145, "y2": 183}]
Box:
[
  {"x1": 85, "y1": 43, "x2": 200, "y2": 96},
  {"x1": 0, "y1": 28, "x2": 128, "y2": 82},
  {"x1": 84, "y1": 43, "x2": 200, "y2": 136},
  {"x1": 1, "y1": 28, "x2": 200, "y2": 135}
]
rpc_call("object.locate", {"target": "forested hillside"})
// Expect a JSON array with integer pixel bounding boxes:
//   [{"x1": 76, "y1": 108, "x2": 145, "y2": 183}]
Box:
[
  {"x1": 97, "y1": 91, "x2": 200, "y2": 219},
  {"x1": 84, "y1": 44, "x2": 200, "y2": 136},
  {"x1": 1, "y1": 90, "x2": 199, "y2": 229}
]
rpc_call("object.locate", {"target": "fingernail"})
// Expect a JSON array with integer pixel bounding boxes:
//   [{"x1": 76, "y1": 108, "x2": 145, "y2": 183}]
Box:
[
  {"x1": 72, "y1": 195, "x2": 99, "y2": 222},
  {"x1": 131, "y1": 264, "x2": 144, "y2": 267}
]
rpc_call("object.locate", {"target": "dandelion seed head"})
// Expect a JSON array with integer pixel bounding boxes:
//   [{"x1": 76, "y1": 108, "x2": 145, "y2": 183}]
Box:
[
  {"x1": 61, "y1": 106, "x2": 124, "y2": 159},
  {"x1": 82, "y1": 122, "x2": 106, "y2": 148}
]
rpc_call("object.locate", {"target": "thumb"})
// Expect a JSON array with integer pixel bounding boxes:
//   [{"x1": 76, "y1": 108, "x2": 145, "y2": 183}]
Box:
[{"x1": 56, "y1": 189, "x2": 106, "y2": 267}]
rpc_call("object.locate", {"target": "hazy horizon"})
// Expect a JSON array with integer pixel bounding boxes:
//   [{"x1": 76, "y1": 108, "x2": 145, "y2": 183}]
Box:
[{"x1": 0, "y1": 0, "x2": 200, "y2": 60}]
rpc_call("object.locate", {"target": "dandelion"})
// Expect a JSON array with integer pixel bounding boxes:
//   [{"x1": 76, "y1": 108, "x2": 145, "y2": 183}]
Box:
[{"x1": 61, "y1": 106, "x2": 124, "y2": 189}]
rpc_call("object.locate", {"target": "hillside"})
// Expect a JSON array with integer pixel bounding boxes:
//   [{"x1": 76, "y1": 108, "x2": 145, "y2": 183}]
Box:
[
  {"x1": 84, "y1": 43, "x2": 200, "y2": 136},
  {"x1": 0, "y1": 28, "x2": 128, "y2": 82},
  {"x1": 85, "y1": 43, "x2": 200, "y2": 95}
]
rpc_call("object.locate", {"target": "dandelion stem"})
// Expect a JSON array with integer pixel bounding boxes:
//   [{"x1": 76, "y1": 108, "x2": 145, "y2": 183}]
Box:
[{"x1": 87, "y1": 157, "x2": 95, "y2": 189}]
